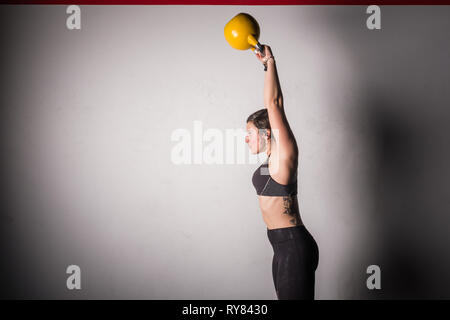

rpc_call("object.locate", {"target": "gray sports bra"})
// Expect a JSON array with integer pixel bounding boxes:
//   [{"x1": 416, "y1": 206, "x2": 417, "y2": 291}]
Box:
[{"x1": 251, "y1": 156, "x2": 298, "y2": 196}]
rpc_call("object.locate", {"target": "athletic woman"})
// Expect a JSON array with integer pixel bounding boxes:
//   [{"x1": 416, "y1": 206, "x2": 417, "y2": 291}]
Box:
[{"x1": 245, "y1": 45, "x2": 319, "y2": 300}]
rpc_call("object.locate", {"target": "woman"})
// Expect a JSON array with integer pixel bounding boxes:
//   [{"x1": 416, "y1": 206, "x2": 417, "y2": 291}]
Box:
[{"x1": 245, "y1": 45, "x2": 319, "y2": 300}]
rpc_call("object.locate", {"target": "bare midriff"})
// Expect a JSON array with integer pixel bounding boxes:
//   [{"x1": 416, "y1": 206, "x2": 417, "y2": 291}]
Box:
[{"x1": 258, "y1": 194, "x2": 304, "y2": 230}]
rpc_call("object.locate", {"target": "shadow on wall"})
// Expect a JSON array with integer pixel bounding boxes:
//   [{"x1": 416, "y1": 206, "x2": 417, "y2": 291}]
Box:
[{"x1": 358, "y1": 90, "x2": 450, "y2": 299}]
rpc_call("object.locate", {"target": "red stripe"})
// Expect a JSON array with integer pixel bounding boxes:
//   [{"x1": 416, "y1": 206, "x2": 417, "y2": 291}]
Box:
[{"x1": 1, "y1": 0, "x2": 450, "y2": 4}]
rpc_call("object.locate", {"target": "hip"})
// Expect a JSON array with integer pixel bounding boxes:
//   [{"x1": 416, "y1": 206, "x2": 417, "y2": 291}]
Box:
[{"x1": 267, "y1": 225, "x2": 318, "y2": 252}]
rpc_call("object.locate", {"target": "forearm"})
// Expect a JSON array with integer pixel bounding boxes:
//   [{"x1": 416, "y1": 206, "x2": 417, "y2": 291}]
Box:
[{"x1": 264, "y1": 58, "x2": 283, "y2": 107}]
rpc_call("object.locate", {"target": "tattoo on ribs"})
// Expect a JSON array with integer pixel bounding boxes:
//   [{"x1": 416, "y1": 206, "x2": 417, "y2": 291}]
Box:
[{"x1": 282, "y1": 196, "x2": 299, "y2": 225}]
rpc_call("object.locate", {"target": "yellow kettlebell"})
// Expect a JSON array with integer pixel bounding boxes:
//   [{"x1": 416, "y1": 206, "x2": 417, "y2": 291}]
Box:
[{"x1": 224, "y1": 13, "x2": 265, "y2": 57}]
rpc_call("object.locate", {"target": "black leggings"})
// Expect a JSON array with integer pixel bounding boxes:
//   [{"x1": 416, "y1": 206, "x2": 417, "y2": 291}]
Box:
[{"x1": 267, "y1": 225, "x2": 319, "y2": 300}]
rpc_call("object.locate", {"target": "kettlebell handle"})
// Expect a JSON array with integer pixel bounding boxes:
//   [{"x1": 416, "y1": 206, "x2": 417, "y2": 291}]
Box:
[
  {"x1": 254, "y1": 43, "x2": 268, "y2": 71},
  {"x1": 255, "y1": 43, "x2": 265, "y2": 56}
]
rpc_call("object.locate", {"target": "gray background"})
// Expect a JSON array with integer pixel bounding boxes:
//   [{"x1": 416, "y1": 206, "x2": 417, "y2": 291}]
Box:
[{"x1": 1, "y1": 5, "x2": 450, "y2": 299}]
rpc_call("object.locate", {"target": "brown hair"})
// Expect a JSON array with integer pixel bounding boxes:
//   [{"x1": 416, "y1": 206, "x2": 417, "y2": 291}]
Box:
[{"x1": 246, "y1": 108, "x2": 271, "y2": 131}]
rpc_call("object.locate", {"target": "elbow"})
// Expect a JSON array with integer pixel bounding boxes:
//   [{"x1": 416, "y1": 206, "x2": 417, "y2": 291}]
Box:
[
  {"x1": 267, "y1": 97, "x2": 283, "y2": 109},
  {"x1": 275, "y1": 96, "x2": 283, "y2": 107}
]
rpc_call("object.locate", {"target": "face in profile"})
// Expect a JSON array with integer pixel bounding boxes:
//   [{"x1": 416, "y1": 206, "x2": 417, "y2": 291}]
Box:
[{"x1": 245, "y1": 121, "x2": 269, "y2": 154}]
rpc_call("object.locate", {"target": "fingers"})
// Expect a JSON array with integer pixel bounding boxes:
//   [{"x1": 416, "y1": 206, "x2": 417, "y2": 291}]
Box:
[{"x1": 260, "y1": 44, "x2": 271, "y2": 54}]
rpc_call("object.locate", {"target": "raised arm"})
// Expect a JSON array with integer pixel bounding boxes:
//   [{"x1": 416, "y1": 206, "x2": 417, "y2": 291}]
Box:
[{"x1": 255, "y1": 45, "x2": 298, "y2": 161}]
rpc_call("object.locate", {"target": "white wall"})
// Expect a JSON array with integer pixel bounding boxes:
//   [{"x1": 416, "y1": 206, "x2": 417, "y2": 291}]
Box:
[{"x1": 1, "y1": 5, "x2": 450, "y2": 299}]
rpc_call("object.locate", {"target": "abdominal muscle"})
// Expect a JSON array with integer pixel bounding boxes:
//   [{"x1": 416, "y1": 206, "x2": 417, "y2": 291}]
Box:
[{"x1": 258, "y1": 195, "x2": 304, "y2": 230}]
